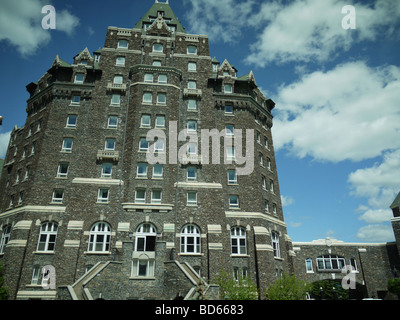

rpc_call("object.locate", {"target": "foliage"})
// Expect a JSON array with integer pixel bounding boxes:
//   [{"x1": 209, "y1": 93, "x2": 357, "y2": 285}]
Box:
[
  {"x1": 215, "y1": 269, "x2": 258, "y2": 300},
  {"x1": 387, "y1": 278, "x2": 400, "y2": 295},
  {"x1": 0, "y1": 263, "x2": 9, "y2": 300},
  {"x1": 310, "y1": 279, "x2": 349, "y2": 300},
  {"x1": 266, "y1": 273, "x2": 311, "y2": 300}
]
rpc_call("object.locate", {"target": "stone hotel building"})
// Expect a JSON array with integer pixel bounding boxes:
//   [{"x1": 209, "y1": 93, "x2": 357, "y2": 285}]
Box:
[{"x1": 0, "y1": 0, "x2": 399, "y2": 300}]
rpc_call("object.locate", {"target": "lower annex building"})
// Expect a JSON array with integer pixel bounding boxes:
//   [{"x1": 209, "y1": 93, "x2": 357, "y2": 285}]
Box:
[{"x1": 0, "y1": 1, "x2": 399, "y2": 300}]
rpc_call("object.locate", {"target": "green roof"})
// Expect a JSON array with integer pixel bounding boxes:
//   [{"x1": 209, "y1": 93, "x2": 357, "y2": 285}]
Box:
[
  {"x1": 134, "y1": 1, "x2": 185, "y2": 33},
  {"x1": 390, "y1": 192, "x2": 400, "y2": 209}
]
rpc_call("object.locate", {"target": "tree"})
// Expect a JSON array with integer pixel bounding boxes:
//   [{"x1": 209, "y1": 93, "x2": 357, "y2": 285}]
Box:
[
  {"x1": 215, "y1": 269, "x2": 258, "y2": 300},
  {"x1": 310, "y1": 279, "x2": 349, "y2": 300},
  {"x1": 0, "y1": 263, "x2": 9, "y2": 300},
  {"x1": 266, "y1": 273, "x2": 311, "y2": 300},
  {"x1": 388, "y1": 278, "x2": 400, "y2": 299}
]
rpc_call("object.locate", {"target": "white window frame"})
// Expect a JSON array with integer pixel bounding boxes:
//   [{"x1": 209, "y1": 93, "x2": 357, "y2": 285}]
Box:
[
  {"x1": 52, "y1": 189, "x2": 64, "y2": 203},
  {"x1": 158, "y1": 74, "x2": 167, "y2": 84},
  {"x1": 97, "y1": 188, "x2": 110, "y2": 203},
  {"x1": 111, "y1": 94, "x2": 121, "y2": 106},
  {"x1": 144, "y1": 73, "x2": 154, "y2": 83},
  {"x1": 37, "y1": 222, "x2": 58, "y2": 252},
  {"x1": 135, "y1": 189, "x2": 146, "y2": 204},
  {"x1": 139, "y1": 138, "x2": 149, "y2": 152},
  {"x1": 180, "y1": 225, "x2": 201, "y2": 254},
  {"x1": 116, "y1": 56, "x2": 125, "y2": 66},
  {"x1": 187, "y1": 167, "x2": 197, "y2": 181},
  {"x1": 88, "y1": 222, "x2": 111, "y2": 253},
  {"x1": 141, "y1": 114, "x2": 151, "y2": 128},
  {"x1": 153, "y1": 164, "x2": 163, "y2": 179},
  {"x1": 117, "y1": 39, "x2": 128, "y2": 49},
  {"x1": 113, "y1": 75, "x2": 123, "y2": 84},
  {"x1": 153, "y1": 43, "x2": 163, "y2": 53},
  {"x1": 227, "y1": 170, "x2": 237, "y2": 185},
  {"x1": 62, "y1": 138, "x2": 73, "y2": 152},
  {"x1": 0, "y1": 225, "x2": 12, "y2": 254},
  {"x1": 271, "y1": 231, "x2": 281, "y2": 258},
  {"x1": 108, "y1": 116, "x2": 118, "y2": 129},
  {"x1": 224, "y1": 84, "x2": 232, "y2": 93},
  {"x1": 151, "y1": 190, "x2": 162, "y2": 204},
  {"x1": 137, "y1": 163, "x2": 148, "y2": 178},
  {"x1": 66, "y1": 115, "x2": 77, "y2": 128},
  {"x1": 74, "y1": 73, "x2": 84, "y2": 83},
  {"x1": 187, "y1": 191, "x2": 197, "y2": 206},
  {"x1": 105, "y1": 138, "x2": 116, "y2": 151},
  {"x1": 155, "y1": 115, "x2": 166, "y2": 128},
  {"x1": 188, "y1": 99, "x2": 197, "y2": 111},
  {"x1": 188, "y1": 62, "x2": 197, "y2": 71},
  {"x1": 157, "y1": 93, "x2": 166, "y2": 105},
  {"x1": 102, "y1": 163, "x2": 113, "y2": 178},
  {"x1": 143, "y1": 92, "x2": 152, "y2": 104},
  {"x1": 187, "y1": 45, "x2": 197, "y2": 55},
  {"x1": 57, "y1": 163, "x2": 69, "y2": 178},
  {"x1": 229, "y1": 195, "x2": 239, "y2": 209},
  {"x1": 231, "y1": 227, "x2": 247, "y2": 255}
]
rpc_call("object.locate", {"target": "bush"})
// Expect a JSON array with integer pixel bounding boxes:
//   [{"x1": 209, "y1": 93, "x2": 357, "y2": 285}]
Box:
[
  {"x1": 266, "y1": 273, "x2": 311, "y2": 300},
  {"x1": 310, "y1": 279, "x2": 349, "y2": 300},
  {"x1": 215, "y1": 269, "x2": 258, "y2": 300},
  {"x1": 388, "y1": 278, "x2": 400, "y2": 296}
]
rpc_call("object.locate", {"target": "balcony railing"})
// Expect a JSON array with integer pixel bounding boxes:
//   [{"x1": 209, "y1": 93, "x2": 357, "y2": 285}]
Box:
[
  {"x1": 97, "y1": 150, "x2": 120, "y2": 162},
  {"x1": 107, "y1": 83, "x2": 127, "y2": 92},
  {"x1": 183, "y1": 88, "x2": 202, "y2": 97},
  {"x1": 179, "y1": 154, "x2": 202, "y2": 165}
]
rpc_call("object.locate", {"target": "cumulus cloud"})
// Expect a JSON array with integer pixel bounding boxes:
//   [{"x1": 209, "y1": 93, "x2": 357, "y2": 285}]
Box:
[
  {"x1": 272, "y1": 62, "x2": 400, "y2": 162},
  {"x1": 281, "y1": 195, "x2": 295, "y2": 207},
  {"x1": 0, "y1": 0, "x2": 79, "y2": 56},
  {"x1": 356, "y1": 224, "x2": 394, "y2": 243}
]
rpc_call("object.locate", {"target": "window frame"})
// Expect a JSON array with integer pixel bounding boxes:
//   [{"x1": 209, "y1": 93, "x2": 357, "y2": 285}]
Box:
[
  {"x1": 180, "y1": 224, "x2": 201, "y2": 254},
  {"x1": 37, "y1": 222, "x2": 58, "y2": 252},
  {"x1": 88, "y1": 222, "x2": 111, "y2": 253},
  {"x1": 231, "y1": 227, "x2": 247, "y2": 255}
]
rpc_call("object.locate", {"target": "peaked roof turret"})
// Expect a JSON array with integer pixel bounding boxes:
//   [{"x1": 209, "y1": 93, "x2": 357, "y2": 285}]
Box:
[
  {"x1": 390, "y1": 192, "x2": 400, "y2": 209},
  {"x1": 134, "y1": 0, "x2": 185, "y2": 33}
]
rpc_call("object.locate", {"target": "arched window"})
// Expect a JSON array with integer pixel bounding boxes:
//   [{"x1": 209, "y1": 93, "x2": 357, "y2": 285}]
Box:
[
  {"x1": 231, "y1": 227, "x2": 247, "y2": 255},
  {"x1": 180, "y1": 224, "x2": 201, "y2": 254},
  {"x1": 271, "y1": 231, "x2": 280, "y2": 258},
  {"x1": 0, "y1": 225, "x2": 12, "y2": 254},
  {"x1": 135, "y1": 223, "x2": 157, "y2": 252},
  {"x1": 37, "y1": 222, "x2": 58, "y2": 252},
  {"x1": 88, "y1": 222, "x2": 111, "y2": 252}
]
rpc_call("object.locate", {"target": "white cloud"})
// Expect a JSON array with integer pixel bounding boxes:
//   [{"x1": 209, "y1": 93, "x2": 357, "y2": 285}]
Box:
[
  {"x1": 272, "y1": 62, "x2": 400, "y2": 162},
  {"x1": 0, "y1": 131, "x2": 11, "y2": 159},
  {"x1": 356, "y1": 224, "x2": 394, "y2": 242},
  {"x1": 358, "y1": 209, "x2": 394, "y2": 224},
  {"x1": 281, "y1": 195, "x2": 294, "y2": 207},
  {"x1": 246, "y1": 0, "x2": 400, "y2": 66},
  {"x1": 0, "y1": 0, "x2": 79, "y2": 56}
]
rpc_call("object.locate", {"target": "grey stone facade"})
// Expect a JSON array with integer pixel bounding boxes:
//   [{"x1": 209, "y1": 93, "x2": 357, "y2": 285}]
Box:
[{"x1": 0, "y1": 1, "x2": 398, "y2": 300}]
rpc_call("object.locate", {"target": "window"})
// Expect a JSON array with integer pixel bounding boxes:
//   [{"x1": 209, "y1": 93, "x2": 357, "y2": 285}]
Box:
[
  {"x1": 187, "y1": 45, "x2": 197, "y2": 55},
  {"x1": 184, "y1": 143, "x2": 196, "y2": 156},
  {"x1": 155, "y1": 115, "x2": 165, "y2": 128},
  {"x1": 229, "y1": 195, "x2": 239, "y2": 208},
  {"x1": 31, "y1": 267, "x2": 40, "y2": 285},
  {"x1": 97, "y1": 188, "x2": 110, "y2": 203},
  {"x1": 152, "y1": 60, "x2": 161, "y2": 66},
  {"x1": 225, "y1": 124, "x2": 234, "y2": 136},
  {"x1": 305, "y1": 258, "x2": 313, "y2": 273},
  {"x1": 227, "y1": 170, "x2": 237, "y2": 185},
  {"x1": 153, "y1": 43, "x2": 163, "y2": 53},
  {"x1": 57, "y1": 163, "x2": 69, "y2": 178},
  {"x1": 233, "y1": 267, "x2": 248, "y2": 283},
  {"x1": 158, "y1": 74, "x2": 167, "y2": 84},
  {"x1": 113, "y1": 75, "x2": 123, "y2": 84},
  {"x1": 116, "y1": 56, "x2": 125, "y2": 66},
  {"x1": 264, "y1": 200, "x2": 269, "y2": 212},
  {"x1": 66, "y1": 115, "x2": 77, "y2": 128},
  {"x1": 139, "y1": 138, "x2": 149, "y2": 152},
  {"x1": 188, "y1": 62, "x2": 197, "y2": 71},
  {"x1": 0, "y1": 225, "x2": 12, "y2": 254},
  {"x1": 350, "y1": 258, "x2": 358, "y2": 272},
  {"x1": 153, "y1": 164, "x2": 163, "y2": 179},
  {"x1": 132, "y1": 256, "x2": 155, "y2": 277},
  {"x1": 157, "y1": 93, "x2": 166, "y2": 104},
  {"x1": 273, "y1": 203, "x2": 277, "y2": 215},
  {"x1": 143, "y1": 92, "x2": 152, "y2": 104},
  {"x1": 151, "y1": 190, "x2": 162, "y2": 204},
  {"x1": 316, "y1": 255, "x2": 346, "y2": 271},
  {"x1": 31, "y1": 142, "x2": 36, "y2": 155},
  {"x1": 262, "y1": 176, "x2": 267, "y2": 189},
  {"x1": 62, "y1": 138, "x2": 73, "y2": 152},
  {"x1": 267, "y1": 158, "x2": 272, "y2": 170},
  {"x1": 227, "y1": 146, "x2": 235, "y2": 161},
  {"x1": 153, "y1": 138, "x2": 165, "y2": 153},
  {"x1": 259, "y1": 153, "x2": 264, "y2": 166},
  {"x1": 271, "y1": 231, "x2": 280, "y2": 258},
  {"x1": 187, "y1": 191, "x2": 197, "y2": 206},
  {"x1": 188, "y1": 99, "x2": 197, "y2": 111},
  {"x1": 52, "y1": 189, "x2": 64, "y2": 203},
  {"x1": 111, "y1": 94, "x2": 121, "y2": 106},
  {"x1": 144, "y1": 73, "x2": 154, "y2": 83},
  {"x1": 225, "y1": 104, "x2": 233, "y2": 114},
  {"x1": 187, "y1": 167, "x2": 197, "y2": 181},
  {"x1": 135, "y1": 189, "x2": 146, "y2": 204},
  {"x1": 231, "y1": 227, "x2": 247, "y2": 255},
  {"x1": 105, "y1": 138, "x2": 116, "y2": 151},
  {"x1": 187, "y1": 120, "x2": 197, "y2": 133},
  {"x1": 141, "y1": 114, "x2": 151, "y2": 128},
  {"x1": 71, "y1": 95, "x2": 81, "y2": 105},
  {"x1": 269, "y1": 180, "x2": 274, "y2": 193},
  {"x1": 108, "y1": 116, "x2": 118, "y2": 129},
  {"x1": 188, "y1": 81, "x2": 196, "y2": 89},
  {"x1": 37, "y1": 222, "x2": 58, "y2": 252},
  {"x1": 224, "y1": 84, "x2": 232, "y2": 93},
  {"x1": 264, "y1": 137, "x2": 269, "y2": 149},
  {"x1": 24, "y1": 166, "x2": 30, "y2": 180},
  {"x1": 88, "y1": 222, "x2": 111, "y2": 253},
  {"x1": 180, "y1": 225, "x2": 200, "y2": 254},
  {"x1": 18, "y1": 191, "x2": 24, "y2": 205},
  {"x1": 256, "y1": 132, "x2": 261, "y2": 144},
  {"x1": 137, "y1": 163, "x2": 148, "y2": 178},
  {"x1": 102, "y1": 163, "x2": 113, "y2": 178},
  {"x1": 135, "y1": 224, "x2": 156, "y2": 252},
  {"x1": 74, "y1": 73, "x2": 84, "y2": 83},
  {"x1": 118, "y1": 39, "x2": 128, "y2": 49}
]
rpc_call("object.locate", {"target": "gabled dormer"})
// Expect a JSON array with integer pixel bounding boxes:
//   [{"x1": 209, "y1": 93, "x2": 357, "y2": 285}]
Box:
[
  {"x1": 218, "y1": 59, "x2": 237, "y2": 78},
  {"x1": 145, "y1": 14, "x2": 173, "y2": 37},
  {"x1": 73, "y1": 47, "x2": 94, "y2": 66}
]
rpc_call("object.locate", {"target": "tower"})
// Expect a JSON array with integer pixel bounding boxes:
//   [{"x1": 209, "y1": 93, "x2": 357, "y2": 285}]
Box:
[{"x1": 0, "y1": 1, "x2": 294, "y2": 300}]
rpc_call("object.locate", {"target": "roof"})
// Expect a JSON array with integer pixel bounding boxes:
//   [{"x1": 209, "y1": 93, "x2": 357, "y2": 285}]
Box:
[
  {"x1": 390, "y1": 192, "x2": 400, "y2": 209},
  {"x1": 134, "y1": 0, "x2": 185, "y2": 33}
]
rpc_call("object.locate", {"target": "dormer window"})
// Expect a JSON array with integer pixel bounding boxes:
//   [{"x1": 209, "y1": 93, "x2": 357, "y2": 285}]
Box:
[
  {"x1": 187, "y1": 46, "x2": 197, "y2": 55},
  {"x1": 153, "y1": 43, "x2": 163, "y2": 53},
  {"x1": 118, "y1": 40, "x2": 129, "y2": 49}
]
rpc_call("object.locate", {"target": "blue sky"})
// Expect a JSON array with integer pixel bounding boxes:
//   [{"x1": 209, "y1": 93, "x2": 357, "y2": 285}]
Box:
[{"x1": 0, "y1": 0, "x2": 399, "y2": 243}]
